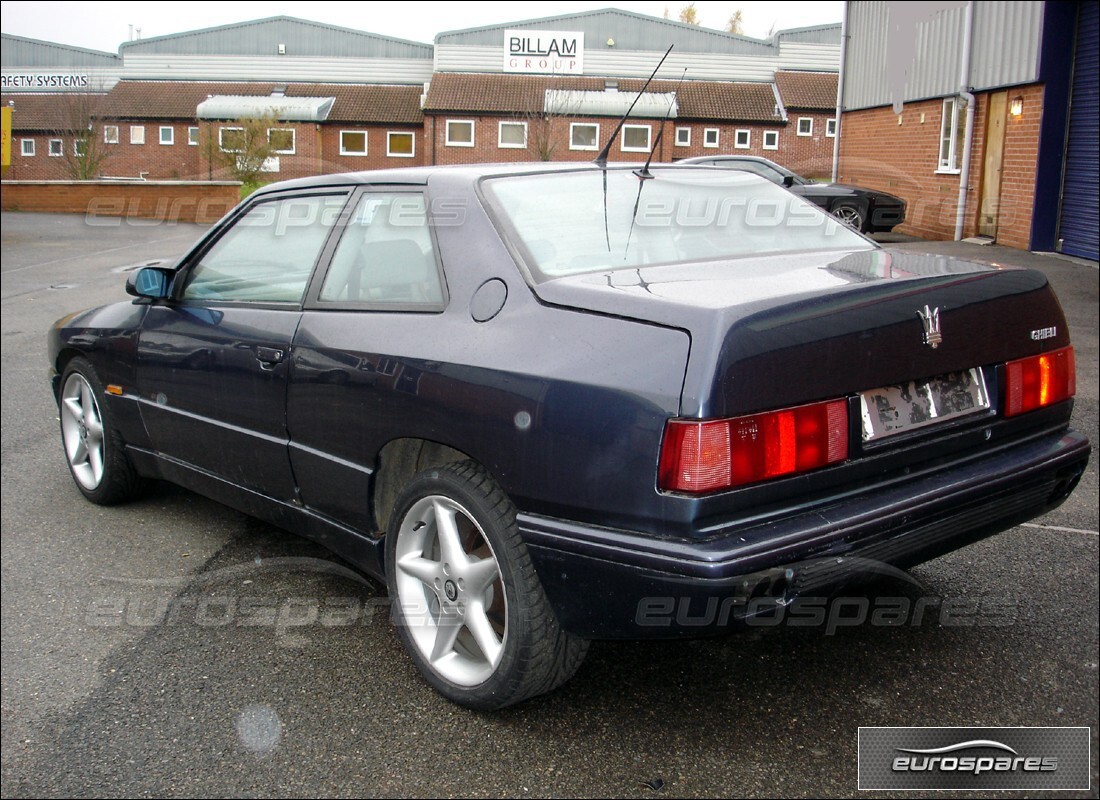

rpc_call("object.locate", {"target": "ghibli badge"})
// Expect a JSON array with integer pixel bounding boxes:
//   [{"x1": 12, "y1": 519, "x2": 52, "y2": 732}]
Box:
[{"x1": 918, "y1": 305, "x2": 942, "y2": 348}]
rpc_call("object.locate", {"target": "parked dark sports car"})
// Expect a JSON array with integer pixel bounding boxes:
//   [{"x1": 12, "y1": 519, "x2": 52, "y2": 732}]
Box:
[
  {"x1": 678, "y1": 154, "x2": 907, "y2": 233},
  {"x1": 50, "y1": 163, "x2": 1088, "y2": 709}
]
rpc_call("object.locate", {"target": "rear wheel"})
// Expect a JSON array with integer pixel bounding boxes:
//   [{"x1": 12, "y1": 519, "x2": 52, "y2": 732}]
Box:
[
  {"x1": 832, "y1": 202, "x2": 866, "y2": 232},
  {"x1": 386, "y1": 460, "x2": 588, "y2": 710},
  {"x1": 59, "y1": 357, "x2": 148, "y2": 504}
]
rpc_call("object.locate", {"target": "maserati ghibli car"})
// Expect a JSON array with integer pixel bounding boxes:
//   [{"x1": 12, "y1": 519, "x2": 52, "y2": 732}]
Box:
[
  {"x1": 50, "y1": 163, "x2": 1089, "y2": 709},
  {"x1": 678, "y1": 154, "x2": 907, "y2": 233}
]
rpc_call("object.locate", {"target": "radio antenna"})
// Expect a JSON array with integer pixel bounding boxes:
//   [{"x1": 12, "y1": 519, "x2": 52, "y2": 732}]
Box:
[{"x1": 594, "y1": 45, "x2": 673, "y2": 168}]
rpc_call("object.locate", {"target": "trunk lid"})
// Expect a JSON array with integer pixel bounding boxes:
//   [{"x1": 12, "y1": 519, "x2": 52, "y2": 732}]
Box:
[{"x1": 533, "y1": 247, "x2": 1071, "y2": 417}]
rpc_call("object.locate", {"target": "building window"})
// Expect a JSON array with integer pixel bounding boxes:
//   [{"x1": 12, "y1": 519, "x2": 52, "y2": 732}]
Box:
[
  {"x1": 734, "y1": 129, "x2": 750, "y2": 149},
  {"x1": 703, "y1": 128, "x2": 720, "y2": 148},
  {"x1": 569, "y1": 123, "x2": 599, "y2": 151},
  {"x1": 73, "y1": 139, "x2": 86, "y2": 157},
  {"x1": 220, "y1": 127, "x2": 244, "y2": 152},
  {"x1": 445, "y1": 119, "x2": 475, "y2": 147},
  {"x1": 130, "y1": 125, "x2": 145, "y2": 145},
  {"x1": 188, "y1": 127, "x2": 200, "y2": 146},
  {"x1": 104, "y1": 126, "x2": 119, "y2": 144},
  {"x1": 938, "y1": 96, "x2": 967, "y2": 173},
  {"x1": 159, "y1": 126, "x2": 174, "y2": 145},
  {"x1": 674, "y1": 127, "x2": 691, "y2": 147},
  {"x1": 21, "y1": 139, "x2": 35, "y2": 157},
  {"x1": 48, "y1": 139, "x2": 63, "y2": 156},
  {"x1": 268, "y1": 128, "x2": 295, "y2": 154},
  {"x1": 498, "y1": 121, "x2": 527, "y2": 149},
  {"x1": 797, "y1": 118, "x2": 813, "y2": 137},
  {"x1": 763, "y1": 130, "x2": 779, "y2": 150},
  {"x1": 826, "y1": 118, "x2": 837, "y2": 137},
  {"x1": 387, "y1": 131, "x2": 415, "y2": 158},
  {"x1": 621, "y1": 124, "x2": 651, "y2": 153},
  {"x1": 340, "y1": 130, "x2": 368, "y2": 156}
]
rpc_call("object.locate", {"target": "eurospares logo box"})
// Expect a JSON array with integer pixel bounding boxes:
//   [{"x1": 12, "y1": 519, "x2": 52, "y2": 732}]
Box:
[{"x1": 858, "y1": 727, "x2": 1090, "y2": 791}]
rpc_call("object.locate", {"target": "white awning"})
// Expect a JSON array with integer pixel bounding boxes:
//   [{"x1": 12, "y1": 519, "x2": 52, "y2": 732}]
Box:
[
  {"x1": 544, "y1": 90, "x2": 677, "y2": 119},
  {"x1": 196, "y1": 95, "x2": 335, "y2": 121}
]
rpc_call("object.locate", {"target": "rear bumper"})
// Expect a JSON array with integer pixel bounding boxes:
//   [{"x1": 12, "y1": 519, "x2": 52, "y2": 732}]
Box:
[{"x1": 521, "y1": 429, "x2": 1089, "y2": 638}]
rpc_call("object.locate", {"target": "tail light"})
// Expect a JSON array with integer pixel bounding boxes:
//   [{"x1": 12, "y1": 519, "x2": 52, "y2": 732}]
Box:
[
  {"x1": 1005, "y1": 346, "x2": 1075, "y2": 417},
  {"x1": 659, "y1": 399, "x2": 849, "y2": 494}
]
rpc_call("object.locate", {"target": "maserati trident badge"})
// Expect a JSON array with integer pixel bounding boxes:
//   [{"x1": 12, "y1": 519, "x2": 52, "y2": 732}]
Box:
[{"x1": 918, "y1": 305, "x2": 942, "y2": 348}]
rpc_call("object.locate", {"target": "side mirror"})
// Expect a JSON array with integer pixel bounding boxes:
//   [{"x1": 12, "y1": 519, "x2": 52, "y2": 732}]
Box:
[
  {"x1": 126, "y1": 267, "x2": 173, "y2": 299},
  {"x1": 782, "y1": 175, "x2": 796, "y2": 188}
]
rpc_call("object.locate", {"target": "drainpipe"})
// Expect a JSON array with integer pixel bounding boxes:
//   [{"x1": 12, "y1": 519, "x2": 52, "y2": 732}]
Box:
[
  {"x1": 831, "y1": 1, "x2": 849, "y2": 183},
  {"x1": 954, "y1": 0, "x2": 976, "y2": 240}
]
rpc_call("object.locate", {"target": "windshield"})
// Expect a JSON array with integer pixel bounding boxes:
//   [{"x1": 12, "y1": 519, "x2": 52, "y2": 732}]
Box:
[{"x1": 482, "y1": 168, "x2": 871, "y2": 281}]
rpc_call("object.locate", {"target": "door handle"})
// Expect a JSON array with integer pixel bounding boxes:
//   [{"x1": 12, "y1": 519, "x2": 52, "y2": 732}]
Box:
[{"x1": 255, "y1": 346, "x2": 285, "y2": 369}]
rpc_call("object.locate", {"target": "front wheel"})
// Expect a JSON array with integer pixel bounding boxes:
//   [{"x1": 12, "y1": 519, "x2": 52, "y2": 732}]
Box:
[
  {"x1": 832, "y1": 202, "x2": 867, "y2": 232},
  {"x1": 386, "y1": 460, "x2": 588, "y2": 710},
  {"x1": 58, "y1": 357, "x2": 148, "y2": 504}
]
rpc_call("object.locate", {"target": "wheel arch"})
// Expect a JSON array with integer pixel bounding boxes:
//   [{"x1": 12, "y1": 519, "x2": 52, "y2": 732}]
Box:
[{"x1": 372, "y1": 437, "x2": 474, "y2": 533}]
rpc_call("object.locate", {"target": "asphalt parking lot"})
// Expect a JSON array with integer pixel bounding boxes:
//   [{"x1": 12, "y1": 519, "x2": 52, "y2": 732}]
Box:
[{"x1": 1, "y1": 210, "x2": 1097, "y2": 798}]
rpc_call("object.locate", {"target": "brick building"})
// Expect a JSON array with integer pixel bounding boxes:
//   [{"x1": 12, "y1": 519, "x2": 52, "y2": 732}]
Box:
[
  {"x1": 838, "y1": 0, "x2": 1097, "y2": 259},
  {"x1": 2, "y1": 11, "x2": 843, "y2": 191}
]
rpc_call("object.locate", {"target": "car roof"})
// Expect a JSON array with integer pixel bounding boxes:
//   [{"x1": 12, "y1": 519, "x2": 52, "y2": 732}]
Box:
[{"x1": 248, "y1": 162, "x2": 741, "y2": 196}]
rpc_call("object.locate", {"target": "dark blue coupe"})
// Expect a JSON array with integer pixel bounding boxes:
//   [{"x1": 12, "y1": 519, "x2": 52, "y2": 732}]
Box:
[{"x1": 50, "y1": 164, "x2": 1089, "y2": 709}]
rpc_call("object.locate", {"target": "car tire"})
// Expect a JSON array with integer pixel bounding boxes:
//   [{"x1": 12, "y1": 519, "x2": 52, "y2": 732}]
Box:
[
  {"x1": 58, "y1": 357, "x2": 149, "y2": 505},
  {"x1": 832, "y1": 202, "x2": 867, "y2": 232},
  {"x1": 386, "y1": 460, "x2": 588, "y2": 710}
]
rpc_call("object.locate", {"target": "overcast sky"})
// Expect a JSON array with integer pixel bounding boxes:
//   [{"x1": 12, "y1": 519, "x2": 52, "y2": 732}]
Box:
[{"x1": 0, "y1": 1, "x2": 843, "y2": 52}]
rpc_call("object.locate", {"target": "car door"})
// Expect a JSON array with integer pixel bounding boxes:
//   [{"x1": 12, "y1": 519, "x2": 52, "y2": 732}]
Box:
[
  {"x1": 137, "y1": 189, "x2": 351, "y2": 501},
  {"x1": 285, "y1": 188, "x2": 448, "y2": 531}
]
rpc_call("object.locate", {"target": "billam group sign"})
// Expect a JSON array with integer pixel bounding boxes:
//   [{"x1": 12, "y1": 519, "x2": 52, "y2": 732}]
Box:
[{"x1": 503, "y1": 30, "x2": 584, "y2": 75}]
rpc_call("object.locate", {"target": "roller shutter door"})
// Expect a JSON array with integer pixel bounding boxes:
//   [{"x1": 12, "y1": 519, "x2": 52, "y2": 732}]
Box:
[{"x1": 1059, "y1": 2, "x2": 1099, "y2": 261}]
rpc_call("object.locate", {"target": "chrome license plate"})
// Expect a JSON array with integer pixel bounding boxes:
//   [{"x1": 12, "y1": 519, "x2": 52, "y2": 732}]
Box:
[{"x1": 860, "y1": 368, "x2": 990, "y2": 442}]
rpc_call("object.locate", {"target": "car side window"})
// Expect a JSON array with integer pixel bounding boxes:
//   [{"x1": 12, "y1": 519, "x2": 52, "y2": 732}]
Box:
[
  {"x1": 319, "y1": 193, "x2": 443, "y2": 307},
  {"x1": 181, "y1": 193, "x2": 347, "y2": 303},
  {"x1": 718, "y1": 160, "x2": 784, "y2": 184}
]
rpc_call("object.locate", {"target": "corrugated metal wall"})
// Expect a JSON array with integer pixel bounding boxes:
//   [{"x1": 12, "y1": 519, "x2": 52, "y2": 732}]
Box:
[
  {"x1": 2, "y1": 34, "x2": 120, "y2": 67},
  {"x1": 122, "y1": 55, "x2": 433, "y2": 85},
  {"x1": 778, "y1": 43, "x2": 843, "y2": 71},
  {"x1": 434, "y1": 45, "x2": 780, "y2": 82},
  {"x1": 436, "y1": 9, "x2": 775, "y2": 55},
  {"x1": 119, "y1": 18, "x2": 432, "y2": 59},
  {"x1": 844, "y1": 1, "x2": 1044, "y2": 110}
]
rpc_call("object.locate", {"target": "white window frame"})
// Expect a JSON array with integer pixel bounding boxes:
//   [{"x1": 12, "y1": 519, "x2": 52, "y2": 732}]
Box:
[
  {"x1": 797, "y1": 117, "x2": 813, "y2": 137},
  {"x1": 703, "y1": 128, "x2": 720, "y2": 148},
  {"x1": 104, "y1": 125, "x2": 119, "y2": 144},
  {"x1": 73, "y1": 139, "x2": 86, "y2": 157},
  {"x1": 48, "y1": 138, "x2": 63, "y2": 157},
  {"x1": 159, "y1": 126, "x2": 174, "y2": 145},
  {"x1": 826, "y1": 118, "x2": 837, "y2": 138},
  {"x1": 763, "y1": 130, "x2": 779, "y2": 150},
  {"x1": 674, "y1": 126, "x2": 691, "y2": 147},
  {"x1": 387, "y1": 131, "x2": 415, "y2": 158},
  {"x1": 621, "y1": 123, "x2": 651, "y2": 153},
  {"x1": 937, "y1": 96, "x2": 967, "y2": 174},
  {"x1": 734, "y1": 129, "x2": 751, "y2": 149},
  {"x1": 569, "y1": 122, "x2": 600, "y2": 151},
  {"x1": 219, "y1": 127, "x2": 244, "y2": 153},
  {"x1": 267, "y1": 128, "x2": 295, "y2": 155},
  {"x1": 188, "y1": 126, "x2": 200, "y2": 146},
  {"x1": 498, "y1": 120, "x2": 528, "y2": 149},
  {"x1": 445, "y1": 119, "x2": 475, "y2": 147},
  {"x1": 130, "y1": 125, "x2": 145, "y2": 145},
  {"x1": 21, "y1": 138, "x2": 35, "y2": 156},
  {"x1": 340, "y1": 130, "x2": 369, "y2": 156}
]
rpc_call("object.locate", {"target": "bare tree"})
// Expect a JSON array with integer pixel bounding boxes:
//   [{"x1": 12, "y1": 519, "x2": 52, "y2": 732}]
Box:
[
  {"x1": 201, "y1": 114, "x2": 281, "y2": 188},
  {"x1": 726, "y1": 9, "x2": 745, "y2": 35},
  {"x1": 53, "y1": 92, "x2": 113, "y2": 180}
]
